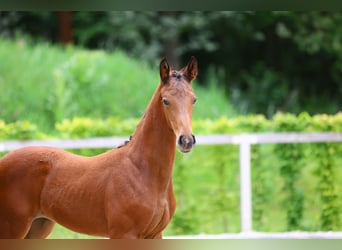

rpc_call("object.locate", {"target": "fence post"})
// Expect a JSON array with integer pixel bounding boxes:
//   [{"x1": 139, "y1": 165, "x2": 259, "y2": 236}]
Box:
[{"x1": 239, "y1": 141, "x2": 252, "y2": 233}]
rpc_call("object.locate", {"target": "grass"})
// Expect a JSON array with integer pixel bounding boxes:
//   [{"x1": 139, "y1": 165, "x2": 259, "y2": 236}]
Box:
[{"x1": 0, "y1": 37, "x2": 235, "y2": 133}]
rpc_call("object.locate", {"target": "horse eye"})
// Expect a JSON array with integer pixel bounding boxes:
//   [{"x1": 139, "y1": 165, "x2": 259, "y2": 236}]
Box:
[
  {"x1": 193, "y1": 98, "x2": 197, "y2": 104},
  {"x1": 162, "y1": 98, "x2": 170, "y2": 106}
]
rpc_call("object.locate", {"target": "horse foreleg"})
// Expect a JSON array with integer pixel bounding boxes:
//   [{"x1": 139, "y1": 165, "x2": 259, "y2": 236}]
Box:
[
  {"x1": 24, "y1": 218, "x2": 55, "y2": 239},
  {"x1": 153, "y1": 233, "x2": 163, "y2": 239},
  {"x1": 0, "y1": 214, "x2": 31, "y2": 239}
]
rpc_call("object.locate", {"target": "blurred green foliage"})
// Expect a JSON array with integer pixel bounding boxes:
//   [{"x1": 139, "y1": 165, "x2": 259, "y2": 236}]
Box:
[
  {"x1": 1, "y1": 11, "x2": 342, "y2": 115},
  {"x1": 0, "y1": 120, "x2": 39, "y2": 140},
  {"x1": 1, "y1": 16, "x2": 342, "y2": 236},
  {"x1": 0, "y1": 38, "x2": 235, "y2": 132}
]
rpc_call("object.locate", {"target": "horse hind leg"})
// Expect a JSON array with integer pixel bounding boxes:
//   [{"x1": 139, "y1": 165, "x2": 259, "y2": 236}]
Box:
[{"x1": 24, "y1": 218, "x2": 55, "y2": 239}]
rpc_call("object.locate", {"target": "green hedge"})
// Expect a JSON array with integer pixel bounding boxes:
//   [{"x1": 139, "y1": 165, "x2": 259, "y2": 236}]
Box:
[
  {"x1": 0, "y1": 120, "x2": 40, "y2": 140},
  {"x1": 1, "y1": 112, "x2": 341, "y2": 234}
]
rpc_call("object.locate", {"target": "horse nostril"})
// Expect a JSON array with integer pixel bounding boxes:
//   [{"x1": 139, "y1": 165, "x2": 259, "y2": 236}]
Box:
[
  {"x1": 178, "y1": 135, "x2": 185, "y2": 147},
  {"x1": 178, "y1": 135, "x2": 195, "y2": 149},
  {"x1": 192, "y1": 134, "x2": 196, "y2": 145}
]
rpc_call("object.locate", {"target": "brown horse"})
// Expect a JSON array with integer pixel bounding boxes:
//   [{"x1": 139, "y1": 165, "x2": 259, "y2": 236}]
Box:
[{"x1": 0, "y1": 57, "x2": 198, "y2": 239}]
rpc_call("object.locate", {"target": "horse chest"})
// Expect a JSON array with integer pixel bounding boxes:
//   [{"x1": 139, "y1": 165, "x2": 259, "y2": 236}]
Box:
[{"x1": 143, "y1": 198, "x2": 172, "y2": 237}]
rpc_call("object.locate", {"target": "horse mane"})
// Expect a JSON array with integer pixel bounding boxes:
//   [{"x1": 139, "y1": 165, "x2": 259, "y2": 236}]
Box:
[
  {"x1": 117, "y1": 135, "x2": 133, "y2": 148},
  {"x1": 171, "y1": 70, "x2": 181, "y2": 79}
]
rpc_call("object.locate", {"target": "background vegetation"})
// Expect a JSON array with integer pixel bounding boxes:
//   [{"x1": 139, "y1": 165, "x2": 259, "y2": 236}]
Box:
[
  {"x1": 1, "y1": 11, "x2": 342, "y2": 238},
  {"x1": 1, "y1": 114, "x2": 341, "y2": 237},
  {"x1": 0, "y1": 38, "x2": 234, "y2": 132},
  {"x1": 1, "y1": 11, "x2": 342, "y2": 116}
]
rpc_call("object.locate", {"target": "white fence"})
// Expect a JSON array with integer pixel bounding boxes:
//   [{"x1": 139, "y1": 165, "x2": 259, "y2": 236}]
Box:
[{"x1": 1, "y1": 132, "x2": 342, "y2": 239}]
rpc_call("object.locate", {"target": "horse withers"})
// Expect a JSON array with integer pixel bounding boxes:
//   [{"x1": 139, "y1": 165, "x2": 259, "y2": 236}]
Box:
[{"x1": 0, "y1": 57, "x2": 198, "y2": 239}]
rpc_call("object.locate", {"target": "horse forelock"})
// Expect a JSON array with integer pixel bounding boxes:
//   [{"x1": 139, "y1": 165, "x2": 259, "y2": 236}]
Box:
[
  {"x1": 161, "y1": 74, "x2": 193, "y2": 99},
  {"x1": 171, "y1": 70, "x2": 181, "y2": 79}
]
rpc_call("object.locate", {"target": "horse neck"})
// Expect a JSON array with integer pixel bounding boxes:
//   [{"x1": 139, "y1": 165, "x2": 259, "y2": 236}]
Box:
[{"x1": 128, "y1": 85, "x2": 176, "y2": 188}]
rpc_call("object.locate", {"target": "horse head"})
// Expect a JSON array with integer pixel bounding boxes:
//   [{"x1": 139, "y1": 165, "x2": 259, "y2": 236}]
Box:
[{"x1": 159, "y1": 57, "x2": 198, "y2": 153}]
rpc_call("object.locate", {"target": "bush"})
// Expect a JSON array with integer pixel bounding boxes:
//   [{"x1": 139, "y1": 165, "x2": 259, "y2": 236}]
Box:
[
  {"x1": 55, "y1": 116, "x2": 139, "y2": 138},
  {"x1": 0, "y1": 38, "x2": 235, "y2": 133},
  {"x1": 309, "y1": 114, "x2": 342, "y2": 230},
  {"x1": 0, "y1": 119, "x2": 39, "y2": 140},
  {"x1": 53, "y1": 113, "x2": 342, "y2": 234}
]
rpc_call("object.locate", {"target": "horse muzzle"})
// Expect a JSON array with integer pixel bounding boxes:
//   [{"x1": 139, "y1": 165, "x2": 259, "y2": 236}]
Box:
[{"x1": 178, "y1": 134, "x2": 196, "y2": 153}]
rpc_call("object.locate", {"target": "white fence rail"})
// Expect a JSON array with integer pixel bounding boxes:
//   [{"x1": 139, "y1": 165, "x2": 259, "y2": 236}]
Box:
[{"x1": 1, "y1": 132, "x2": 342, "y2": 238}]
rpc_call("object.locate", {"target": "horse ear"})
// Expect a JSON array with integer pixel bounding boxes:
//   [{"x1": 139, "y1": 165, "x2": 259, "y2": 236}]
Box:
[
  {"x1": 183, "y1": 56, "x2": 198, "y2": 82},
  {"x1": 160, "y1": 58, "x2": 170, "y2": 84}
]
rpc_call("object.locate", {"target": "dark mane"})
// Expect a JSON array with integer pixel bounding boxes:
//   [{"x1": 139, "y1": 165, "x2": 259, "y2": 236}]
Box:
[
  {"x1": 117, "y1": 135, "x2": 132, "y2": 148},
  {"x1": 171, "y1": 70, "x2": 181, "y2": 79}
]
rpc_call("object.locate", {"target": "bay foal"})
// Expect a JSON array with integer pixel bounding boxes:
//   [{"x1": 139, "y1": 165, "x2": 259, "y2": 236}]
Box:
[{"x1": 0, "y1": 57, "x2": 198, "y2": 239}]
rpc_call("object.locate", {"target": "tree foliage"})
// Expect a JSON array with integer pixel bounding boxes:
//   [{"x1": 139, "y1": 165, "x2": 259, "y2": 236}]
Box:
[{"x1": 1, "y1": 11, "x2": 342, "y2": 115}]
